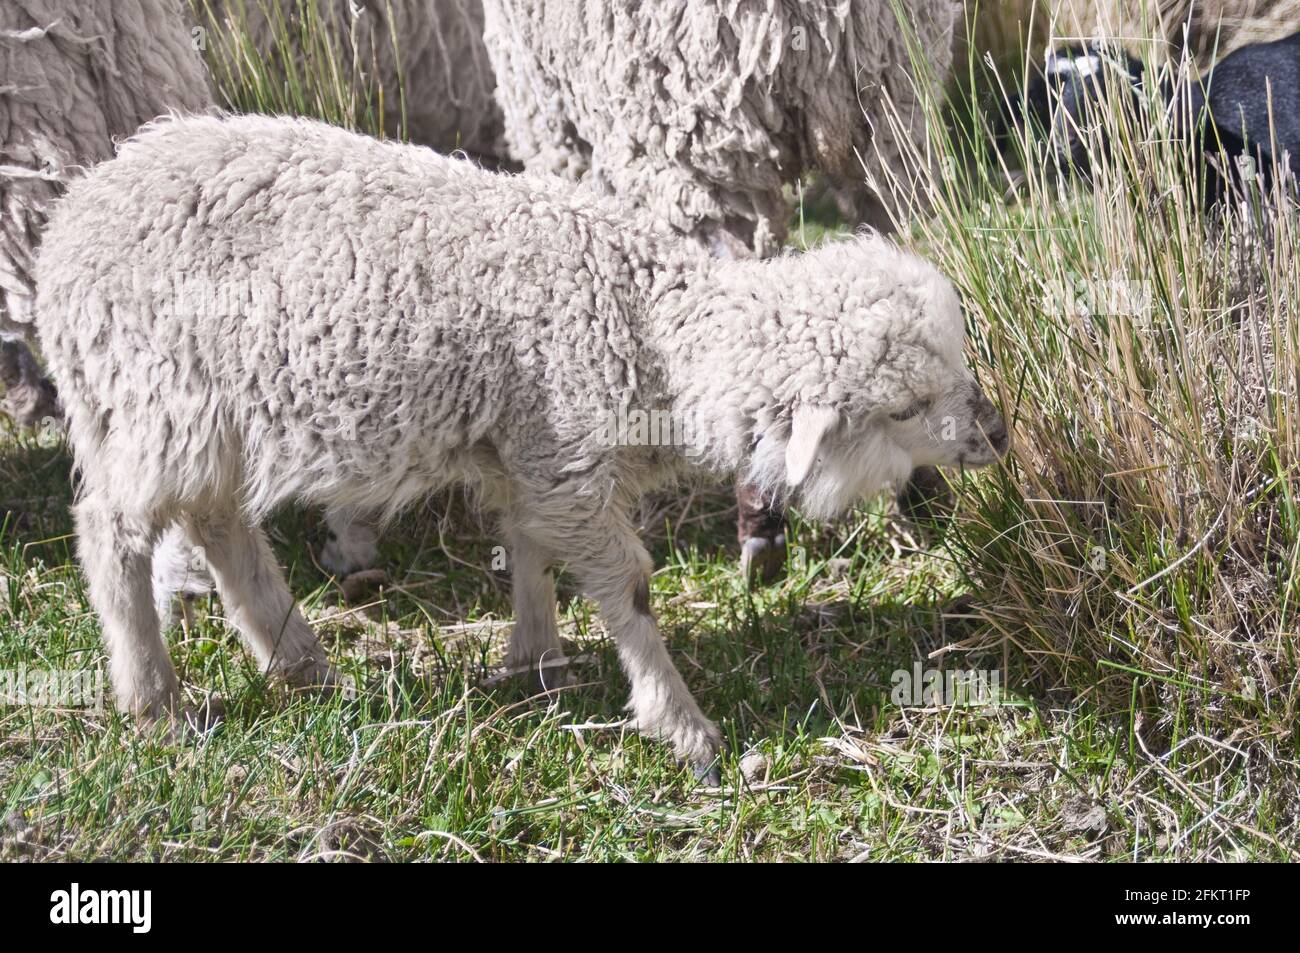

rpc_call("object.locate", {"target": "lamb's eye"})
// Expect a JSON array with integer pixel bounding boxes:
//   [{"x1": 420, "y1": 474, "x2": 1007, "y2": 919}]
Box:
[{"x1": 890, "y1": 399, "x2": 930, "y2": 422}]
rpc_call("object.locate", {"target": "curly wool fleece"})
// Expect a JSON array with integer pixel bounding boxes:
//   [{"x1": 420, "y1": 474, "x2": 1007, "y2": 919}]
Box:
[
  {"x1": 0, "y1": 0, "x2": 211, "y2": 424},
  {"x1": 481, "y1": 0, "x2": 960, "y2": 256},
  {"x1": 0, "y1": 0, "x2": 211, "y2": 337},
  {"x1": 35, "y1": 114, "x2": 1003, "y2": 771}
]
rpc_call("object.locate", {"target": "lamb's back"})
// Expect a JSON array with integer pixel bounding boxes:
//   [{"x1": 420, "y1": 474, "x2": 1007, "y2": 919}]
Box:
[{"x1": 37, "y1": 115, "x2": 678, "y2": 512}]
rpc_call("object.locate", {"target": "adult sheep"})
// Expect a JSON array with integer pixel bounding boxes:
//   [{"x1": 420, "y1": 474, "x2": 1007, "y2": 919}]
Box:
[
  {"x1": 34, "y1": 114, "x2": 1008, "y2": 777},
  {"x1": 200, "y1": 0, "x2": 506, "y2": 161},
  {"x1": 482, "y1": 0, "x2": 960, "y2": 258},
  {"x1": 0, "y1": 0, "x2": 211, "y2": 426}
]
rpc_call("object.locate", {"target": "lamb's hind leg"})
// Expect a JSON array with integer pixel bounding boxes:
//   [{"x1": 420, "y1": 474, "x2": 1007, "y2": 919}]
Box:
[
  {"x1": 503, "y1": 527, "x2": 567, "y2": 689},
  {"x1": 183, "y1": 514, "x2": 335, "y2": 688},
  {"x1": 74, "y1": 500, "x2": 180, "y2": 721},
  {"x1": 152, "y1": 523, "x2": 215, "y2": 630},
  {"x1": 558, "y1": 513, "x2": 721, "y2": 781}
]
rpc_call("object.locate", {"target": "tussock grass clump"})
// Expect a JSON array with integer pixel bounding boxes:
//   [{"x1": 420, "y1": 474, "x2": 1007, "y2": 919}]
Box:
[
  {"x1": 878, "y1": 15, "x2": 1300, "y2": 753},
  {"x1": 193, "y1": 0, "x2": 405, "y2": 139}
]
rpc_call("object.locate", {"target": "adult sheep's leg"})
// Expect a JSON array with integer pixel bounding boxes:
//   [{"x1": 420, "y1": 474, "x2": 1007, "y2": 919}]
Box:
[
  {"x1": 0, "y1": 338, "x2": 59, "y2": 428},
  {"x1": 74, "y1": 500, "x2": 181, "y2": 721},
  {"x1": 503, "y1": 527, "x2": 567, "y2": 687},
  {"x1": 560, "y1": 513, "x2": 721, "y2": 780},
  {"x1": 151, "y1": 523, "x2": 215, "y2": 630},
  {"x1": 736, "y1": 483, "x2": 788, "y2": 587},
  {"x1": 319, "y1": 508, "x2": 379, "y2": 577},
  {"x1": 184, "y1": 514, "x2": 335, "y2": 688}
]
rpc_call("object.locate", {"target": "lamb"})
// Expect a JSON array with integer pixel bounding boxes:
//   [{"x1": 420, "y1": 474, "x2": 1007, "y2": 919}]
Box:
[
  {"x1": 201, "y1": 0, "x2": 506, "y2": 162},
  {"x1": 0, "y1": 0, "x2": 212, "y2": 426},
  {"x1": 34, "y1": 114, "x2": 1008, "y2": 777},
  {"x1": 480, "y1": 0, "x2": 961, "y2": 258}
]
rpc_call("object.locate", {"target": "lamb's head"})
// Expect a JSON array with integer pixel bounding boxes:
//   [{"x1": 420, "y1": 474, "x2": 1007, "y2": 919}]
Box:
[
  {"x1": 877, "y1": 370, "x2": 1009, "y2": 470},
  {"x1": 739, "y1": 238, "x2": 1008, "y2": 521}
]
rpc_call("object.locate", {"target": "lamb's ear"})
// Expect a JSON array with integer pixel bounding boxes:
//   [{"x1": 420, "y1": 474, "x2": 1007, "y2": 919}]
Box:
[{"x1": 786, "y1": 405, "x2": 839, "y2": 487}]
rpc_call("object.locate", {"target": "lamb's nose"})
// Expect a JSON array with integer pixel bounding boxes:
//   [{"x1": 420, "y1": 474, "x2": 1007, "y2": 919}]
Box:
[
  {"x1": 985, "y1": 416, "x2": 1009, "y2": 455},
  {"x1": 969, "y1": 383, "x2": 1008, "y2": 456}
]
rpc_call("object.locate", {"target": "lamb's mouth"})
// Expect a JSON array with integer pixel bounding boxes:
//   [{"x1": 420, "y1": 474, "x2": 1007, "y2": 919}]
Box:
[{"x1": 955, "y1": 452, "x2": 991, "y2": 470}]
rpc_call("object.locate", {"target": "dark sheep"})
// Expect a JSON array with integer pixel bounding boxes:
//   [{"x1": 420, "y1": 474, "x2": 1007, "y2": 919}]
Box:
[{"x1": 1017, "y1": 32, "x2": 1300, "y2": 195}]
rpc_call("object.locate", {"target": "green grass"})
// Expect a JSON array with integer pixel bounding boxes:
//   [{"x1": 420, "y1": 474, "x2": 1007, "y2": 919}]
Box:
[
  {"x1": 0, "y1": 420, "x2": 1292, "y2": 860},
  {"x1": 2, "y1": 2, "x2": 1297, "y2": 862},
  {"x1": 193, "y1": 0, "x2": 405, "y2": 140}
]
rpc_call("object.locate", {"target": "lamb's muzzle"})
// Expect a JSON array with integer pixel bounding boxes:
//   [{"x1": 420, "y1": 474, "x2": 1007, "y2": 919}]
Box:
[{"x1": 34, "y1": 114, "x2": 1006, "y2": 776}]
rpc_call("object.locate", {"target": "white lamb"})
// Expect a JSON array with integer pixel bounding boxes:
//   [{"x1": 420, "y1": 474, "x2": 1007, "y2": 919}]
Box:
[{"x1": 34, "y1": 114, "x2": 1007, "y2": 777}]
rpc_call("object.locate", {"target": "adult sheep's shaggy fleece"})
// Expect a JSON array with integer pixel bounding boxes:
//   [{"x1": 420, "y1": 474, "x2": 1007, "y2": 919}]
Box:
[
  {"x1": 481, "y1": 0, "x2": 961, "y2": 257},
  {"x1": 0, "y1": 0, "x2": 212, "y2": 425},
  {"x1": 35, "y1": 114, "x2": 1007, "y2": 773},
  {"x1": 203, "y1": 0, "x2": 505, "y2": 160}
]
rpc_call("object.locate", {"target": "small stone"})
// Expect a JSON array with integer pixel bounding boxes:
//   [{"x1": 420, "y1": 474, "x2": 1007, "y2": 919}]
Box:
[
  {"x1": 739, "y1": 752, "x2": 768, "y2": 784},
  {"x1": 1061, "y1": 797, "x2": 1108, "y2": 835}
]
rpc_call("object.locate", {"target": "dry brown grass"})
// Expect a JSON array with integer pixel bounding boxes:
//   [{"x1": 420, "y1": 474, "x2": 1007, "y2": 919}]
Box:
[{"x1": 880, "y1": 0, "x2": 1300, "y2": 785}]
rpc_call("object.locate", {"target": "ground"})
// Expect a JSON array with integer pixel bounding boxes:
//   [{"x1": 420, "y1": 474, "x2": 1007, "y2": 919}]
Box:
[{"x1": 0, "y1": 417, "x2": 1289, "y2": 861}]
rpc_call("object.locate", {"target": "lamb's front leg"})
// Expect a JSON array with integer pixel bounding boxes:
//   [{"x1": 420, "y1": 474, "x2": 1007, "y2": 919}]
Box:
[{"x1": 568, "y1": 518, "x2": 722, "y2": 781}]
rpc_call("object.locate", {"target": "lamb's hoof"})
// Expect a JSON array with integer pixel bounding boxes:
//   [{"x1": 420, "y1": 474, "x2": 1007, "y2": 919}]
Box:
[
  {"x1": 631, "y1": 707, "x2": 724, "y2": 783},
  {"x1": 740, "y1": 533, "x2": 787, "y2": 587},
  {"x1": 281, "y1": 657, "x2": 339, "y2": 692},
  {"x1": 339, "y1": 568, "x2": 386, "y2": 602},
  {"x1": 692, "y1": 760, "x2": 722, "y2": 788},
  {"x1": 152, "y1": 696, "x2": 225, "y2": 745}
]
